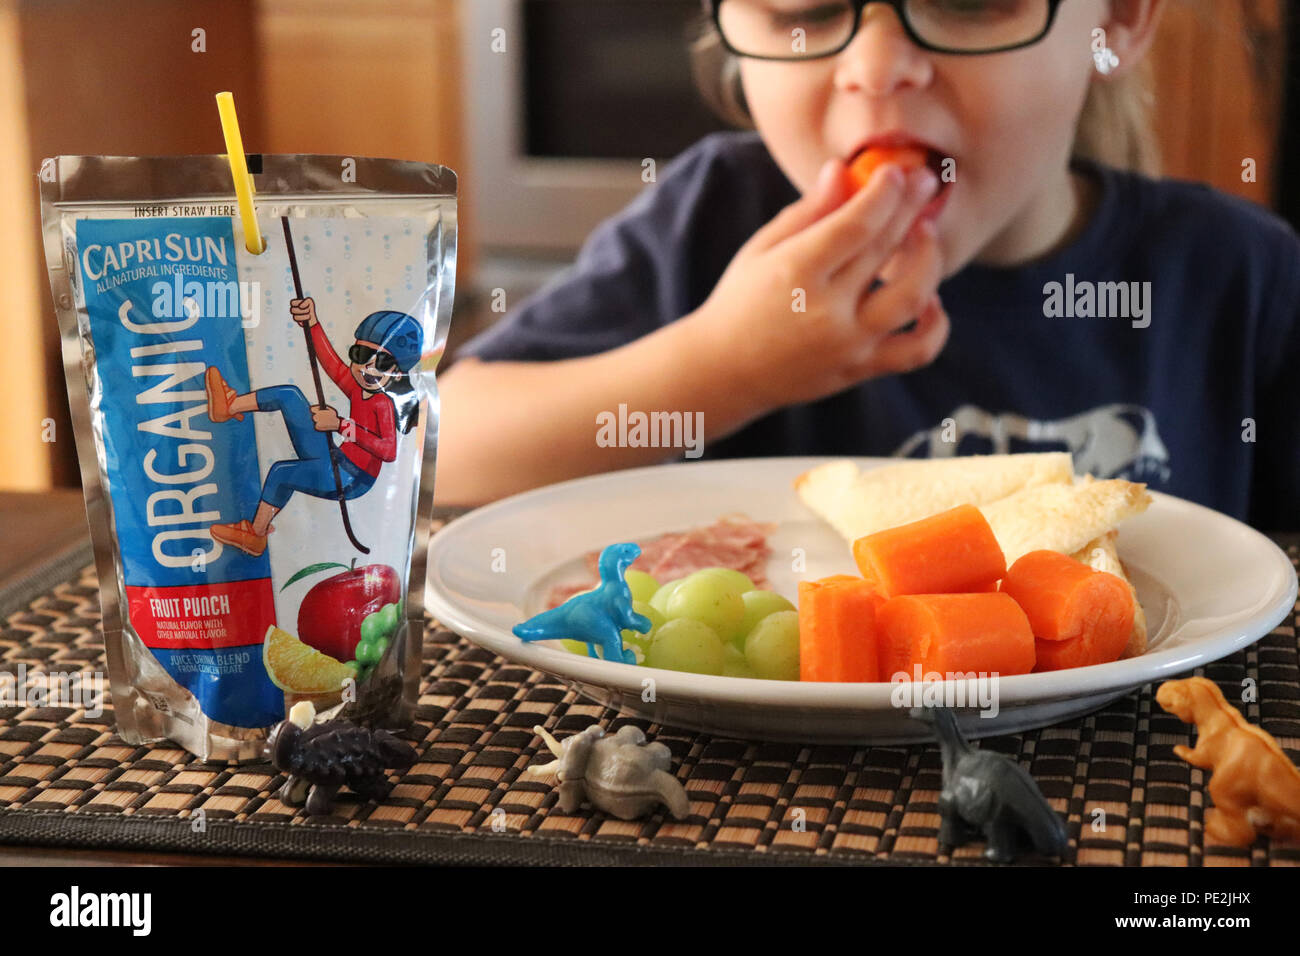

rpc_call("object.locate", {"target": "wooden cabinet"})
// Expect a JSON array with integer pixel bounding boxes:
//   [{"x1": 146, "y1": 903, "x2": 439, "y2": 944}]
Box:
[
  {"x1": 0, "y1": 0, "x2": 44, "y2": 489},
  {"x1": 254, "y1": 0, "x2": 472, "y2": 281},
  {"x1": 14, "y1": 0, "x2": 262, "y2": 488},
  {"x1": 5, "y1": 0, "x2": 469, "y2": 490},
  {"x1": 1148, "y1": 0, "x2": 1284, "y2": 202}
]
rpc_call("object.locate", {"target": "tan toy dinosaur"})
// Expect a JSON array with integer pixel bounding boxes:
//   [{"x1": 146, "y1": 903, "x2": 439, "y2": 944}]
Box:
[{"x1": 1156, "y1": 677, "x2": 1300, "y2": 847}]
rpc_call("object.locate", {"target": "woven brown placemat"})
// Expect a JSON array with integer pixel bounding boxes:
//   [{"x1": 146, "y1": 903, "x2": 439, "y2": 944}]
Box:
[{"x1": 1, "y1": 527, "x2": 1297, "y2": 866}]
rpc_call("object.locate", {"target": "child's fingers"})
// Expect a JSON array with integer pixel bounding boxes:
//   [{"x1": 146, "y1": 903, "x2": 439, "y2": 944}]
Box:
[
  {"x1": 853, "y1": 220, "x2": 943, "y2": 338},
  {"x1": 780, "y1": 167, "x2": 904, "y2": 274},
  {"x1": 864, "y1": 295, "x2": 950, "y2": 376},
  {"x1": 748, "y1": 159, "x2": 851, "y2": 254},
  {"x1": 788, "y1": 166, "x2": 935, "y2": 279},
  {"x1": 831, "y1": 168, "x2": 939, "y2": 283},
  {"x1": 878, "y1": 235, "x2": 913, "y2": 284}
]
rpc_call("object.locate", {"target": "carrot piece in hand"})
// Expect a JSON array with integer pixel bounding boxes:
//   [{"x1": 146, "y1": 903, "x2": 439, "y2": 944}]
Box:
[
  {"x1": 846, "y1": 145, "x2": 928, "y2": 193},
  {"x1": 1000, "y1": 550, "x2": 1134, "y2": 671},
  {"x1": 852, "y1": 504, "x2": 1006, "y2": 598},
  {"x1": 877, "y1": 593, "x2": 1035, "y2": 680},
  {"x1": 798, "y1": 576, "x2": 885, "y2": 682}
]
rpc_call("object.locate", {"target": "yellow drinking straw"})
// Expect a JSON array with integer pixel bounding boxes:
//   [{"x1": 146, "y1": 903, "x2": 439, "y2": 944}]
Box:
[{"x1": 215, "y1": 91, "x2": 265, "y2": 254}]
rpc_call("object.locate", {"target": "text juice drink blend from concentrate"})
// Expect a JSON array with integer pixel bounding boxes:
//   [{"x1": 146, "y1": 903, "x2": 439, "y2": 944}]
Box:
[{"x1": 40, "y1": 155, "x2": 457, "y2": 760}]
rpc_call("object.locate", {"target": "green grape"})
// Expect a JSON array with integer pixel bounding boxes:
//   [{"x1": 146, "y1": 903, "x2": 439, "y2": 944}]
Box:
[
  {"x1": 624, "y1": 570, "x2": 660, "y2": 605},
  {"x1": 665, "y1": 571, "x2": 745, "y2": 642},
  {"x1": 359, "y1": 612, "x2": 383, "y2": 646},
  {"x1": 744, "y1": 610, "x2": 801, "y2": 681},
  {"x1": 622, "y1": 601, "x2": 664, "y2": 654},
  {"x1": 722, "y1": 642, "x2": 757, "y2": 678},
  {"x1": 697, "y1": 567, "x2": 756, "y2": 594},
  {"x1": 646, "y1": 619, "x2": 725, "y2": 675},
  {"x1": 723, "y1": 659, "x2": 758, "y2": 679},
  {"x1": 355, "y1": 640, "x2": 381, "y2": 665},
  {"x1": 374, "y1": 636, "x2": 390, "y2": 659},
  {"x1": 620, "y1": 635, "x2": 650, "y2": 657},
  {"x1": 737, "y1": 590, "x2": 797, "y2": 646},
  {"x1": 648, "y1": 578, "x2": 686, "y2": 615},
  {"x1": 562, "y1": 641, "x2": 611, "y2": 660},
  {"x1": 377, "y1": 602, "x2": 400, "y2": 635}
]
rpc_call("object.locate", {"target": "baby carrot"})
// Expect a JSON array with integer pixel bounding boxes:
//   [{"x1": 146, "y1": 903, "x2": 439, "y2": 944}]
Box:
[
  {"x1": 1000, "y1": 549, "x2": 1135, "y2": 642},
  {"x1": 798, "y1": 576, "x2": 885, "y2": 682},
  {"x1": 1000, "y1": 550, "x2": 1134, "y2": 670},
  {"x1": 852, "y1": 504, "x2": 1006, "y2": 598},
  {"x1": 846, "y1": 146, "x2": 928, "y2": 193},
  {"x1": 877, "y1": 593, "x2": 1035, "y2": 680}
]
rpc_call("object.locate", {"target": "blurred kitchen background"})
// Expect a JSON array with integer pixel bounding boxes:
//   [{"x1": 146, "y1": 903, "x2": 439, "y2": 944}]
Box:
[{"x1": 0, "y1": 0, "x2": 1294, "y2": 491}]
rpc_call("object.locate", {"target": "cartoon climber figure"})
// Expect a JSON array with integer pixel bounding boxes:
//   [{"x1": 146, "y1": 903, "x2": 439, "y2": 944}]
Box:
[{"x1": 205, "y1": 297, "x2": 422, "y2": 557}]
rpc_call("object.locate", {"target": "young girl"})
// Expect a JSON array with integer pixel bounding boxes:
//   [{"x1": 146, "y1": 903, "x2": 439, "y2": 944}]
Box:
[
  {"x1": 205, "y1": 298, "x2": 422, "y2": 556},
  {"x1": 438, "y1": 0, "x2": 1300, "y2": 531}
]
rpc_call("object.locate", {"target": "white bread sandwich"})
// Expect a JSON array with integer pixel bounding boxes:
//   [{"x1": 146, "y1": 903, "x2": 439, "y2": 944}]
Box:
[
  {"x1": 793, "y1": 452, "x2": 1074, "y2": 542},
  {"x1": 979, "y1": 474, "x2": 1153, "y2": 564}
]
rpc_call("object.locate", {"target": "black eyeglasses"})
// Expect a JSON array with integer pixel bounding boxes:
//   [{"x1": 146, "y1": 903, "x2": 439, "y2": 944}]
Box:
[
  {"x1": 348, "y1": 344, "x2": 399, "y2": 373},
  {"x1": 707, "y1": 0, "x2": 1067, "y2": 60}
]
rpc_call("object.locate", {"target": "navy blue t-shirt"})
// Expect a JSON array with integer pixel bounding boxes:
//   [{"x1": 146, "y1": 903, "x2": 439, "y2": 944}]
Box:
[{"x1": 459, "y1": 132, "x2": 1300, "y2": 530}]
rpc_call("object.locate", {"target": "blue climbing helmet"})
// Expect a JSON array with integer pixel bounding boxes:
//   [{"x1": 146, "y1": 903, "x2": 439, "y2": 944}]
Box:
[{"x1": 354, "y1": 311, "x2": 423, "y2": 373}]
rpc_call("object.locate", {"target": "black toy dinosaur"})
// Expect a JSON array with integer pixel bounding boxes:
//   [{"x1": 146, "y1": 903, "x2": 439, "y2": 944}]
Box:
[
  {"x1": 266, "y1": 701, "x2": 417, "y2": 816},
  {"x1": 913, "y1": 707, "x2": 1068, "y2": 862}
]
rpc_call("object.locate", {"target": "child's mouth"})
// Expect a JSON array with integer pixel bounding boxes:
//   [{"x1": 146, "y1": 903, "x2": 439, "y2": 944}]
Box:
[
  {"x1": 914, "y1": 148, "x2": 954, "y2": 222},
  {"x1": 848, "y1": 142, "x2": 954, "y2": 222},
  {"x1": 361, "y1": 369, "x2": 385, "y2": 388},
  {"x1": 920, "y1": 177, "x2": 954, "y2": 222}
]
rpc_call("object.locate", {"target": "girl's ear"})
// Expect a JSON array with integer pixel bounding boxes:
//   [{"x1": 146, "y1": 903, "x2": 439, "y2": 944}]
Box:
[{"x1": 1099, "y1": 0, "x2": 1166, "y2": 76}]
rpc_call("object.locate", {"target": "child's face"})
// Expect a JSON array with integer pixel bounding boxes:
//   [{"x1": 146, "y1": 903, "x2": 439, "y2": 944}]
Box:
[
  {"x1": 738, "y1": 0, "x2": 1108, "y2": 273},
  {"x1": 350, "y1": 340, "x2": 400, "y2": 393}
]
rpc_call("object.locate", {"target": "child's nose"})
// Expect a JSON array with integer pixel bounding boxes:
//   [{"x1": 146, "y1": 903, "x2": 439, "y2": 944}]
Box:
[{"x1": 833, "y1": 3, "x2": 932, "y2": 97}]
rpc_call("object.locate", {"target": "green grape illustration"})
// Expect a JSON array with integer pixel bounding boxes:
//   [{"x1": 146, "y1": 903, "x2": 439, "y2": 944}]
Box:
[{"x1": 352, "y1": 602, "x2": 401, "y2": 681}]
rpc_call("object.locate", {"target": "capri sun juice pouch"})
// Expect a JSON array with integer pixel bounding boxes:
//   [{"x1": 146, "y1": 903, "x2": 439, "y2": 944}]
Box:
[{"x1": 40, "y1": 155, "x2": 456, "y2": 761}]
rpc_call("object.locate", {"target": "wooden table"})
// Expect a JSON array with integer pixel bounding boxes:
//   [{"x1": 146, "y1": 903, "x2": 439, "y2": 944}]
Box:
[
  {"x1": 1, "y1": 492, "x2": 1296, "y2": 868},
  {"x1": 0, "y1": 491, "x2": 336, "y2": 866}
]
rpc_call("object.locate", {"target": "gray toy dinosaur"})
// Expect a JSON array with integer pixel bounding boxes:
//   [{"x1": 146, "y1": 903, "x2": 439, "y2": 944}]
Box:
[
  {"x1": 527, "y1": 723, "x2": 690, "y2": 820},
  {"x1": 913, "y1": 707, "x2": 1068, "y2": 862}
]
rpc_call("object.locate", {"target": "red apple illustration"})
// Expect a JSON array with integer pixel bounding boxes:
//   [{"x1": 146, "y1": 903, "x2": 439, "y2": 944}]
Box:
[{"x1": 288, "y1": 560, "x2": 401, "y2": 662}]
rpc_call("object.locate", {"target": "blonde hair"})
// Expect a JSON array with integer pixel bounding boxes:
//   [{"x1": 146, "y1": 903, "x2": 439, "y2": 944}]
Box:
[
  {"x1": 1073, "y1": 61, "x2": 1160, "y2": 175},
  {"x1": 690, "y1": 19, "x2": 1162, "y2": 176}
]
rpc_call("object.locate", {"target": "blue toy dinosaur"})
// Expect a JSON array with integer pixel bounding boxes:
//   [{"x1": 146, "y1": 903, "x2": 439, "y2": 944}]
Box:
[{"x1": 513, "y1": 542, "x2": 651, "y2": 665}]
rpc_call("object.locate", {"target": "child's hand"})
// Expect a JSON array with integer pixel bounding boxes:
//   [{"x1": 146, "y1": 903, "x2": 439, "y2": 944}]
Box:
[
  {"x1": 692, "y1": 159, "x2": 949, "y2": 412},
  {"x1": 290, "y1": 297, "x2": 318, "y2": 327},
  {"x1": 311, "y1": 404, "x2": 342, "y2": 432}
]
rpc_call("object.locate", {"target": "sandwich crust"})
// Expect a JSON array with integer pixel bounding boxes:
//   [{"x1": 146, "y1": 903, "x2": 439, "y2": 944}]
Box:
[{"x1": 794, "y1": 452, "x2": 1074, "y2": 542}]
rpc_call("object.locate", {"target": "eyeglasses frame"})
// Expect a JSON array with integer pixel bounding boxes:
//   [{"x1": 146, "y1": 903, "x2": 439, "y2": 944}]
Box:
[{"x1": 703, "y1": 0, "x2": 1069, "y2": 60}]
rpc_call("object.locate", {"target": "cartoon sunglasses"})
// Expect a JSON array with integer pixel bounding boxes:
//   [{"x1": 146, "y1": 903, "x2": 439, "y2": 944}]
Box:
[{"x1": 348, "y1": 343, "x2": 402, "y2": 374}]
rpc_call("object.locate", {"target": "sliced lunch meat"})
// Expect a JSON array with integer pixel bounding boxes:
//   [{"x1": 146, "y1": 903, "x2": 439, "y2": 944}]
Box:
[{"x1": 548, "y1": 516, "x2": 775, "y2": 608}]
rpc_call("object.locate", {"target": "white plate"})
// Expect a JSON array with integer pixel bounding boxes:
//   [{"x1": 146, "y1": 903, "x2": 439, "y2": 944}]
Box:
[{"x1": 425, "y1": 458, "x2": 1297, "y2": 743}]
